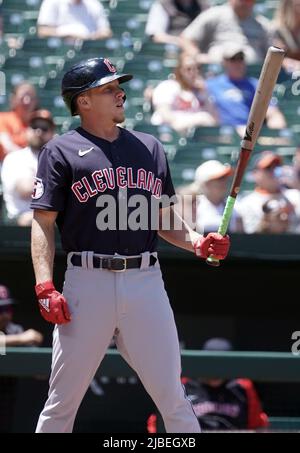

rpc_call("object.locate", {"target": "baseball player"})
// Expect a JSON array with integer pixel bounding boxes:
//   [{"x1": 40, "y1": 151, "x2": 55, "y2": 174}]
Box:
[{"x1": 31, "y1": 57, "x2": 230, "y2": 433}]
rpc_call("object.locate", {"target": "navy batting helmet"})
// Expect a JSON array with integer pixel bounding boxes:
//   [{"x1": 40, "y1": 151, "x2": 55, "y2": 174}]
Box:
[{"x1": 61, "y1": 57, "x2": 133, "y2": 116}]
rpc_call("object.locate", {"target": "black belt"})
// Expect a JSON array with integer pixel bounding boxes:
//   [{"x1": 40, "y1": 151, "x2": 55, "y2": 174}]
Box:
[{"x1": 71, "y1": 254, "x2": 157, "y2": 272}]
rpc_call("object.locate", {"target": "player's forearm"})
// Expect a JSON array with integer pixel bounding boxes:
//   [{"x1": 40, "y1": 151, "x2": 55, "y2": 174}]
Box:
[
  {"x1": 89, "y1": 29, "x2": 112, "y2": 40},
  {"x1": 31, "y1": 211, "x2": 57, "y2": 284},
  {"x1": 158, "y1": 207, "x2": 200, "y2": 252},
  {"x1": 152, "y1": 33, "x2": 186, "y2": 48},
  {"x1": 178, "y1": 36, "x2": 199, "y2": 56},
  {"x1": 4, "y1": 334, "x2": 24, "y2": 347},
  {"x1": 37, "y1": 25, "x2": 59, "y2": 38}
]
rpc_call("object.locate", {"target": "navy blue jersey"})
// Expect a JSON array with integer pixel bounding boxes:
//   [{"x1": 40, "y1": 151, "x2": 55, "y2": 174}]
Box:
[{"x1": 30, "y1": 127, "x2": 176, "y2": 254}]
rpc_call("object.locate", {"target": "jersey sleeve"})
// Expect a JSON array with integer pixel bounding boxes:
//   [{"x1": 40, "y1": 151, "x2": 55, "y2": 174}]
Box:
[
  {"x1": 30, "y1": 146, "x2": 70, "y2": 211},
  {"x1": 181, "y1": 7, "x2": 216, "y2": 51},
  {"x1": 151, "y1": 80, "x2": 179, "y2": 110},
  {"x1": 145, "y1": 2, "x2": 170, "y2": 36},
  {"x1": 1, "y1": 153, "x2": 19, "y2": 194},
  {"x1": 37, "y1": 0, "x2": 59, "y2": 27},
  {"x1": 163, "y1": 157, "x2": 176, "y2": 199},
  {"x1": 94, "y1": 1, "x2": 111, "y2": 31}
]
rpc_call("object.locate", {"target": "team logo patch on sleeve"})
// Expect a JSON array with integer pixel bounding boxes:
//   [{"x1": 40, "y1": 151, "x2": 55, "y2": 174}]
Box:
[{"x1": 32, "y1": 177, "x2": 44, "y2": 200}]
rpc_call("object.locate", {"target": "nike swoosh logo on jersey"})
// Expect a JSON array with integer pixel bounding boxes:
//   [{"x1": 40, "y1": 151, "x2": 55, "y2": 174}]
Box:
[{"x1": 78, "y1": 147, "x2": 94, "y2": 156}]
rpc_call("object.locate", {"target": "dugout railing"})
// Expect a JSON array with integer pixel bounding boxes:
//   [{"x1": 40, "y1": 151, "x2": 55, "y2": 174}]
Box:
[
  {"x1": 1, "y1": 348, "x2": 300, "y2": 431},
  {"x1": 1, "y1": 348, "x2": 300, "y2": 381}
]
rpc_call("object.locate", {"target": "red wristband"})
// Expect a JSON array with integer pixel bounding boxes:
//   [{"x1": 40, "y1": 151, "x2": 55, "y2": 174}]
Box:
[{"x1": 35, "y1": 281, "x2": 55, "y2": 297}]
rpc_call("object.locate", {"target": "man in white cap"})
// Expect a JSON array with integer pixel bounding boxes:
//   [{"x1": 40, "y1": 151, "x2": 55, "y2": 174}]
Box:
[{"x1": 194, "y1": 160, "x2": 243, "y2": 234}]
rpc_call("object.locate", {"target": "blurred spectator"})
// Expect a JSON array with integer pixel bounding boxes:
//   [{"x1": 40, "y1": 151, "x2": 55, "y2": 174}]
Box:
[
  {"x1": 147, "y1": 338, "x2": 269, "y2": 432},
  {"x1": 1, "y1": 110, "x2": 55, "y2": 226},
  {"x1": 272, "y1": 0, "x2": 300, "y2": 72},
  {"x1": 206, "y1": 45, "x2": 286, "y2": 129},
  {"x1": 145, "y1": 0, "x2": 207, "y2": 50},
  {"x1": 193, "y1": 160, "x2": 243, "y2": 233},
  {"x1": 277, "y1": 147, "x2": 300, "y2": 190},
  {"x1": 256, "y1": 197, "x2": 294, "y2": 234},
  {"x1": 181, "y1": 0, "x2": 271, "y2": 64},
  {"x1": 237, "y1": 151, "x2": 300, "y2": 233},
  {"x1": 0, "y1": 285, "x2": 43, "y2": 347},
  {"x1": 0, "y1": 82, "x2": 39, "y2": 161},
  {"x1": 150, "y1": 52, "x2": 218, "y2": 133},
  {"x1": 0, "y1": 284, "x2": 43, "y2": 433},
  {"x1": 37, "y1": 0, "x2": 112, "y2": 41}
]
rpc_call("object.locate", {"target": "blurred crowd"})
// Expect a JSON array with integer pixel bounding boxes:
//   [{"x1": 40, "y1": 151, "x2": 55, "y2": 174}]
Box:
[{"x1": 0, "y1": 0, "x2": 300, "y2": 234}]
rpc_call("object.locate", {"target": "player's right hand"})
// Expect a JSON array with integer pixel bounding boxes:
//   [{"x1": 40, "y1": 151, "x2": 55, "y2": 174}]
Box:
[
  {"x1": 193, "y1": 233, "x2": 230, "y2": 260},
  {"x1": 35, "y1": 281, "x2": 71, "y2": 325}
]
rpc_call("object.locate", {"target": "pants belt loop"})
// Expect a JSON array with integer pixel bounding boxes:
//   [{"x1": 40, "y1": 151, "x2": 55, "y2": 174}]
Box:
[
  {"x1": 152, "y1": 251, "x2": 159, "y2": 268},
  {"x1": 87, "y1": 251, "x2": 94, "y2": 270},
  {"x1": 140, "y1": 251, "x2": 150, "y2": 270},
  {"x1": 67, "y1": 252, "x2": 74, "y2": 269},
  {"x1": 81, "y1": 251, "x2": 88, "y2": 269}
]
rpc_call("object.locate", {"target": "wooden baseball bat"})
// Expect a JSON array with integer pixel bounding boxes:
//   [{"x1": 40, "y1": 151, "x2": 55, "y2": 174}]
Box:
[{"x1": 206, "y1": 46, "x2": 286, "y2": 267}]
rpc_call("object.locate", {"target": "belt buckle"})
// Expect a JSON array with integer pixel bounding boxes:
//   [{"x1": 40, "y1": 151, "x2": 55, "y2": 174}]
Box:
[{"x1": 108, "y1": 257, "x2": 127, "y2": 272}]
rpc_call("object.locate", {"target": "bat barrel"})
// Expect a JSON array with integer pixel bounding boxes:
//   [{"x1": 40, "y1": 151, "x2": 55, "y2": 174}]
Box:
[
  {"x1": 241, "y1": 46, "x2": 286, "y2": 151},
  {"x1": 206, "y1": 46, "x2": 286, "y2": 268}
]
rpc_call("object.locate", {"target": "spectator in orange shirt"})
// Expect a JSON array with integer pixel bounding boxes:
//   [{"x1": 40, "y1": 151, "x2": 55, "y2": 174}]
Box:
[{"x1": 0, "y1": 82, "x2": 39, "y2": 161}]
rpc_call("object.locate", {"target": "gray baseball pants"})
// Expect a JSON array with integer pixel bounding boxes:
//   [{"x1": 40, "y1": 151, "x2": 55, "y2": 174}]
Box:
[{"x1": 36, "y1": 251, "x2": 200, "y2": 433}]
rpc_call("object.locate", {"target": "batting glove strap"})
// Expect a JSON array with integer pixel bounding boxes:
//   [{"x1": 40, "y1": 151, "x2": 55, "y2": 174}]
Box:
[
  {"x1": 35, "y1": 281, "x2": 71, "y2": 325},
  {"x1": 35, "y1": 280, "x2": 55, "y2": 297}
]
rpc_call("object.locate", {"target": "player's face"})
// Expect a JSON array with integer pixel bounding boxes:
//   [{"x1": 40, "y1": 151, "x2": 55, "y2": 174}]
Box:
[
  {"x1": 179, "y1": 56, "x2": 200, "y2": 85},
  {"x1": 204, "y1": 176, "x2": 229, "y2": 204},
  {"x1": 85, "y1": 81, "x2": 126, "y2": 124},
  {"x1": 254, "y1": 167, "x2": 281, "y2": 192},
  {"x1": 223, "y1": 55, "x2": 246, "y2": 80},
  {"x1": 230, "y1": 0, "x2": 255, "y2": 18},
  {"x1": 27, "y1": 120, "x2": 55, "y2": 150},
  {"x1": 12, "y1": 84, "x2": 38, "y2": 113}
]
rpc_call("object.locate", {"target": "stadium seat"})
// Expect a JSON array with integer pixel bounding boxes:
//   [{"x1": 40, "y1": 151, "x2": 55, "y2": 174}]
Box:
[
  {"x1": 2, "y1": 52, "x2": 47, "y2": 87},
  {"x1": 3, "y1": 10, "x2": 38, "y2": 35},
  {"x1": 191, "y1": 126, "x2": 241, "y2": 145},
  {"x1": 139, "y1": 40, "x2": 180, "y2": 60},
  {"x1": 123, "y1": 56, "x2": 176, "y2": 84},
  {"x1": 3, "y1": 0, "x2": 42, "y2": 12}
]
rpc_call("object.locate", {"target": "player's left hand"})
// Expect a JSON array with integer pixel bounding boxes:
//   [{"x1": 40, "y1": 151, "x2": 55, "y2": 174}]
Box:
[
  {"x1": 193, "y1": 233, "x2": 230, "y2": 260},
  {"x1": 35, "y1": 281, "x2": 71, "y2": 325}
]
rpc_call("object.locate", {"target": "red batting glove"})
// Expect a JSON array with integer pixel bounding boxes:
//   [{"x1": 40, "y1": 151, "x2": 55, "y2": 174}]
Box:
[
  {"x1": 35, "y1": 281, "x2": 71, "y2": 325},
  {"x1": 193, "y1": 233, "x2": 230, "y2": 260}
]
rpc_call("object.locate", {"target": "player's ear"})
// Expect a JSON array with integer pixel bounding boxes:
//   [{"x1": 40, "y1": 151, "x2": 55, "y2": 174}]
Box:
[{"x1": 77, "y1": 94, "x2": 90, "y2": 112}]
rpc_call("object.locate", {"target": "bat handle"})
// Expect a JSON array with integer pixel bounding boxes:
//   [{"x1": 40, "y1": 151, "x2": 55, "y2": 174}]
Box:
[
  {"x1": 206, "y1": 255, "x2": 221, "y2": 267},
  {"x1": 206, "y1": 196, "x2": 236, "y2": 268}
]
